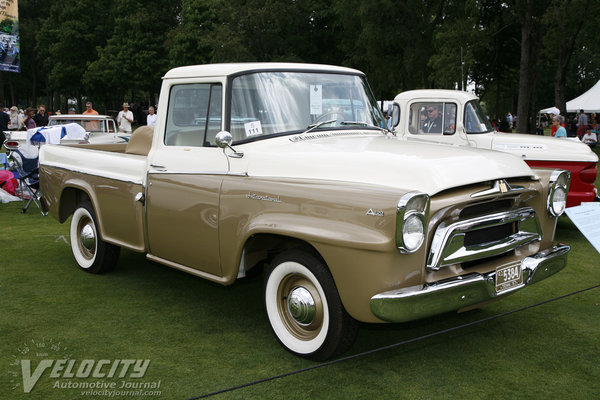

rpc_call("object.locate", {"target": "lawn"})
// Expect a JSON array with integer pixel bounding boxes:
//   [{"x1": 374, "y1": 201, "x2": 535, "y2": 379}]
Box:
[{"x1": 1, "y1": 181, "x2": 599, "y2": 399}]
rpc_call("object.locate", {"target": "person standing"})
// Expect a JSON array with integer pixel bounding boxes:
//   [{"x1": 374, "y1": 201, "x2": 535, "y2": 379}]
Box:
[
  {"x1": 146, "y1": 106, "x2": 157, "y2": 126},
  {"x1": 7, "y1": 106, "x2": 22, "y2": 130},
  {"x1": 548, "y1": 108, "x2": 560, "y2": 136},
  {"x1": 33, "y1": 104, "x2": 49, "y2": 127},
  {"x1": 82, "y1": 101, "x2": 99, "y2": 131},
  {"x1": 506, "y1": 112, "x2": 513, "y2": 130},
  {"x1": 553, "y1": 117, "x2": 567, "y2": 138},
  {"x1": 83, "y1": 101, "x2": 99, "y2": 115},
  {"x1": 576, "y1": 109, "x2": 588, "y2": 139},
  {"x1": 0, "y1": 104, "x2": 9, "y2": 145},
  {"x1": 117, "y1": 102, "x2": 134, "y2": 133},
  {"x1": 22, "y1": 108, "x2": 36, "y2": 130}
]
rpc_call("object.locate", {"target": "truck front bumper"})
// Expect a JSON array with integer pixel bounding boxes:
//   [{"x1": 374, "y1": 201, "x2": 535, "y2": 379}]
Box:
[{"x1": 370, "y1": 244, "x2": 570, "y2": 323}]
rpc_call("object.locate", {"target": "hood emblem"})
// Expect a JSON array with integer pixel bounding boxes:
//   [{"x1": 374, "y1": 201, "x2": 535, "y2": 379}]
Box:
[
  {"x1": 366, "y1": 208, "x2": 384, "y2": 217},
  {"x1": 471, "y1": 180, "x2": 525, "y2": 198}
]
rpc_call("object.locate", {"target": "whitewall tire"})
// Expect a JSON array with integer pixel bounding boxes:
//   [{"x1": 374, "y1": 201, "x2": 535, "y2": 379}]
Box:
[
  {"x1": 264, "y1": 250, "x2": 357, "y2": 361},
  {"x1": 70, "y1": 201, "x2": 119, "y2": 274}
]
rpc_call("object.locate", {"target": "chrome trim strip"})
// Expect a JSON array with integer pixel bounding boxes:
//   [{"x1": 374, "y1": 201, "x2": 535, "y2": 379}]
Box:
[
  {"x1": 41, "y1": 163, "x2": 143, "y2": 185},
  {"x1": 371, "y1": 244, "x2": 569, "y2": 322},
  {"x1": 146, "y1": 254, "x2": 228, "y2": 284},
  {"x1": 427, "y1": 207, "x2": 541, "y2": 271},
  {"x1": 147, "y1": 170, "x2": 247, "y2": 176}
]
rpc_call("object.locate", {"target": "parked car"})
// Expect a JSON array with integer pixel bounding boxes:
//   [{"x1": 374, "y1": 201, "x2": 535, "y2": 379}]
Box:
[
  {"x1": 390, "y1": 89, "x2": 598, "y2": 207},
  {"x1": 40, "y1": 63, "x2": 570, "y2": 361},
  {"x1": 3, "y1": 114, "x2": 127, "y2": 148}
]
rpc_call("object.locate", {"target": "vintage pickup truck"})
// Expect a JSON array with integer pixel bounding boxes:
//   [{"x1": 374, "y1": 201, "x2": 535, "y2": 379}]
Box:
[
  {"x1": 390, "y1": 89, "x2": 598, "y2": 207},
  {"x1": 40, "y1": 63, "x2": 570, "y2": 361}
]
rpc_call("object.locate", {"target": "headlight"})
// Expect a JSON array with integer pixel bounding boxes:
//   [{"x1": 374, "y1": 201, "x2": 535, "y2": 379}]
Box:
[
  {"x1": 547, "y1": 170, "x2": 570, "y2": 217},
  {"x1": 397, "y1": 192, "x2": 430, "y2": 253}
]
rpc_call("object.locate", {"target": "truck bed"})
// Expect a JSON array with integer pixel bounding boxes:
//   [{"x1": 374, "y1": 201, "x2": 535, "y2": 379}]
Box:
[{"x1": 41, "y1": 142, "x2": 148, "y2": 184}]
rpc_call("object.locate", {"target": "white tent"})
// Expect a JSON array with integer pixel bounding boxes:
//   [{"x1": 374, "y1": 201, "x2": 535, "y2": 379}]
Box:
[
  {"x1": 566, "y1": 80, "x2": 600, "y2": 113},
  {"x1": 539, "y1": 106, "x2": 560, "y2": 115}
]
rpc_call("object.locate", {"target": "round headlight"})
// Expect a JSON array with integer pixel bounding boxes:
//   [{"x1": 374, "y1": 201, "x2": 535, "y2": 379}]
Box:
[
  {"x1": 550, "y1": 186, "x2": 567, "y2": 216},
  {"x1": 402, "y1": 214, "x2": 424, "y2": 251}
]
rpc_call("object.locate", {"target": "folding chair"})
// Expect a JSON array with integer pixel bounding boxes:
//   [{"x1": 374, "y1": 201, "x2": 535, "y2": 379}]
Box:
[{"x1": 11, "y1": 148, "x2": 47, "y2": 215}]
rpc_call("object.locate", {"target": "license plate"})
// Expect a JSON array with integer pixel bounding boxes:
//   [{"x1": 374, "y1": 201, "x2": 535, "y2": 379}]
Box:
[{"x1": 495, "y1": 264, "x2": 523, "y2": 293}]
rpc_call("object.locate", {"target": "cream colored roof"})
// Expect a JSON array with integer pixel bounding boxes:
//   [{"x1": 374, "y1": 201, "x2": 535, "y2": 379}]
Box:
[
  {"x1": 49, "y1": 114, "x2": 112, "y2": 120},
  {"x1": 163, "y1": 63, "x2": 363, "y2": 79},
  {"x1": 394, "y1": 89, "x2": 477, "y2": 103}
]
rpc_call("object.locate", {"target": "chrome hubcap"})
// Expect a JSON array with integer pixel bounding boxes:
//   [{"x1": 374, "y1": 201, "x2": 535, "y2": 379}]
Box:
[
  {"x1": 287, "y1": 286, "x2": 316, "y2": 325},
  {"x1": 79, "y1": 221, "x2": 96, "y2": 258}
]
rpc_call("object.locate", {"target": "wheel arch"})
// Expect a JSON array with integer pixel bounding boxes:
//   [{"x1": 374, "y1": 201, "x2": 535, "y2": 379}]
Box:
[
  {"x1": 58, "y1": 184, "x2": 106, "y2": 242},
  {"x1": 237, "y1": 233, "x2": 326, "y2": 278}
]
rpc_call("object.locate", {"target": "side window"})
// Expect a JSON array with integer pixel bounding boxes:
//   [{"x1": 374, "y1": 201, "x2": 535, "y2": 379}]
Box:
[
  {"x1": 164, "y1": 83, "x2": 222, "y2": 146},
  {"x1": 443, "y1": 103, "x2": 456, "y2": 135},
  {"x1": 408, "y1": 102, "x2": 456, "y2": 135}
]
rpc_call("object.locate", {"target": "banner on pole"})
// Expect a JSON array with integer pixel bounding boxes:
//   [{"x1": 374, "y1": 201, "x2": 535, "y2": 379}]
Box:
[{"x1": 0, "y1": 0, "x2": 20, "y2": 73}]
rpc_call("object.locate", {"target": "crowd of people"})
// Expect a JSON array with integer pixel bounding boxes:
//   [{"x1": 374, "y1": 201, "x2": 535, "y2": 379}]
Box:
[
  {"x1": 0, "y1": 102, "x2": 158, "y2": 143},
  {"x1": 486, "y1": 108, "x2": 598, "y2": 148},
  {"x1": 538, "y1": 108, "x2": 598, "y2": 147}
]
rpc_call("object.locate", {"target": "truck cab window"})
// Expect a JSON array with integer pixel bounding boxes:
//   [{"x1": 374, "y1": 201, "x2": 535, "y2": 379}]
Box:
[
  {"x1": 165, "y1": 83, "x2": 222, "y2": 146},
  {"x1": 409, "y1": 102, "x2": 456, "y2": 135}
]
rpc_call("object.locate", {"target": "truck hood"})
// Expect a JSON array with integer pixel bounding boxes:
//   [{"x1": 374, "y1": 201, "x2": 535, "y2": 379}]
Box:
[
  {"x1": 235, "y1": 132, "x2": 536, "y2": 195},
  {"x1": 489, "y1": 132, "x2": 598, "y2": 162}
]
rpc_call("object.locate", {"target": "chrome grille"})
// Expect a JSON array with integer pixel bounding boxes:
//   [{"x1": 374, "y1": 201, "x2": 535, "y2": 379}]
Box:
[{"x1": 426, "y1": 207, "x2": 541, "y2": 271}]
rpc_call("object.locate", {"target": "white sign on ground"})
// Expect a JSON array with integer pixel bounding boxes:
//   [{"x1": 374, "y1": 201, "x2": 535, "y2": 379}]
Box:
[{"x1": 565, "y1": 203, "x2": 600, "y2": 254}]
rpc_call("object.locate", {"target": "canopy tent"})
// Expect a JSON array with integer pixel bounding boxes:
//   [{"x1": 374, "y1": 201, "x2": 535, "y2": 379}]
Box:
[
  {"x1": 540, "y1": 106, "x2": 561, "y2": 115},
  {"x1": 566, "y1": 80, "x2": 600, "y2": 113}
]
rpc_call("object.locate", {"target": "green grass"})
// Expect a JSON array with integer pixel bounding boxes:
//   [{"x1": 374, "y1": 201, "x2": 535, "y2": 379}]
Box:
[{"x1": 1, "y1": 199, "x2": 599, "y2": 399}]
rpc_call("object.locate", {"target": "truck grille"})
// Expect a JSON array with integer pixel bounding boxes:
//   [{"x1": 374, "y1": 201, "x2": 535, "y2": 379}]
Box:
[{"x1": 426, "y1": 206, "x2": 541, "y2": 271}]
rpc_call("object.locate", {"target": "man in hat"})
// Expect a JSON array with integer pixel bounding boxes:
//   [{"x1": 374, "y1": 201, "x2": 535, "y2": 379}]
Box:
[{"x1": 117, "y1": 102, "x2": 134, "y2": 134}]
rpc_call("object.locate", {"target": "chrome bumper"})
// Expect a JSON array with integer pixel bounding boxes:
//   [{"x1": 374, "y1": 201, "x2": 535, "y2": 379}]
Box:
[{"x1": 370, "y1": 244, "x2": 570, "y2": 323}]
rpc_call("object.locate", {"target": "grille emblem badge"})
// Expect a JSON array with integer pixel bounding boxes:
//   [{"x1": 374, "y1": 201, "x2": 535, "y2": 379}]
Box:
[{"x1": 471, "y1": 180, "x2": 525, "y2": 198}]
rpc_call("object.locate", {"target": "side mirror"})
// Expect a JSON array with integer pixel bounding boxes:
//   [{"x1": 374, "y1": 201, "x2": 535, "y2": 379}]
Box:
[
  {"x1": 215, "y1": 131, "x2": 233, "y2": 148},
  {"x1": 215, "y1": 130, "x2": 243, "y2": 158}
]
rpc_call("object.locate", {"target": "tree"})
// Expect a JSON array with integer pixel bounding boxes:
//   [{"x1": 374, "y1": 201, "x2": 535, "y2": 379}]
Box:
[
  {"x1": 36, "y1": 0, "x2": 115, "y2": 111},
  {"x1": 543, "y1": 0, "x2": 591, "y2": 114},
  {"x1": 84, "y1": 0, "x2": 179, "y2": 109}
]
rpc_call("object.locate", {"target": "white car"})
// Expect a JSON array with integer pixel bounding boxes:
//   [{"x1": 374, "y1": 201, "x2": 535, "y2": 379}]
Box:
[{"x1": 3, "y1": 114, "x2": 128, "y2": 148}]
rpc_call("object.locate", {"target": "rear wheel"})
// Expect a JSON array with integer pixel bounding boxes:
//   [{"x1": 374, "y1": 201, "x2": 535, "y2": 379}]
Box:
[
  {"x1": 70, "y1": 200, "x2": 120, "y2": 273},
  {"x1": 264, "y1": 250, "x2": 357, "y2": 361}
]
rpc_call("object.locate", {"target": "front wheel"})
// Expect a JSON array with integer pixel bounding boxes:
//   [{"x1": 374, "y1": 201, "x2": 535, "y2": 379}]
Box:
[
  {"x1": 264, "y1": 250, "x2": 357, "y2": 361},
  {"x1": 70, "y1": 200, "x2": 120, "y2": 273}
]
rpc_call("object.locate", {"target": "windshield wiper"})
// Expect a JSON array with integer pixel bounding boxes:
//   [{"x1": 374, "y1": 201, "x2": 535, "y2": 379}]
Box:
[
  {"x1": 302, "y1": 119, "x2": 338, "y2": 134},
  {"x1": 341, "y1": 121, "x2": 391, "y2": 134},
  {"x1": 340, "y1": 121, "x2": 368, "y2": 126}
]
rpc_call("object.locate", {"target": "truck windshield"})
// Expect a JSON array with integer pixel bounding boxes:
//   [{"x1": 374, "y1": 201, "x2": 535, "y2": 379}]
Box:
[
  {"x1": 464, "y1": 100, "x2": 494, "y2": 134},
  {"x1": 229, "y1": 71, "x2": 386, "y2": 141}
]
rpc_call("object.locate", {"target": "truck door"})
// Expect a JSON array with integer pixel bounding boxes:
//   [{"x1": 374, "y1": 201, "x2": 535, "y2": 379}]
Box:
[{"x1": 146, "y1": 82, "x2": 227, "y2": 277}]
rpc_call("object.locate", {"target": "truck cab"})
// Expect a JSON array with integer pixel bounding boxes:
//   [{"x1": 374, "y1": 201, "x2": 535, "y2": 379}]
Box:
[{"x1": 392, "y1": 89, "x2": 598, "y2": 207}]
